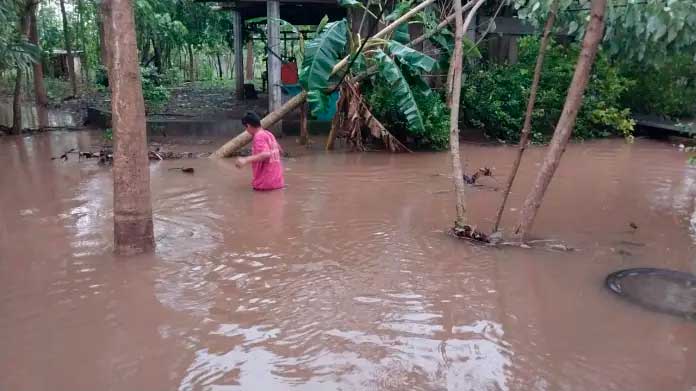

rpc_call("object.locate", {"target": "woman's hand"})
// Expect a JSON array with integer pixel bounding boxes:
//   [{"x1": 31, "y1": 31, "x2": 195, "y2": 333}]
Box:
[{"x1": 235, "y1": 157, "x2": 247, "y2": 168}]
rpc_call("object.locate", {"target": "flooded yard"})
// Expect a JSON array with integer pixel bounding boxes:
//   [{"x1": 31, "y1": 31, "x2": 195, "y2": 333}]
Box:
[{"x1": 1, "y1": 131, "x2": 695, "y2": 390}]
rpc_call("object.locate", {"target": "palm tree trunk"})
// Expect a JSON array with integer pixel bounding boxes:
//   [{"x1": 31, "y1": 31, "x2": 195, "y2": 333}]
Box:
[
  {"x1": 514, "y1": 0, "x2": 608, "y2": 241},
  {"x1": 59, "y1": 0, "x2": 79, "y2": 97},
  {"x1": 493, "y1": 0, "x2": 559, "y2": 233},
  {"x1": 102, "y1": 0, "x2": 155, "y2": 255}
]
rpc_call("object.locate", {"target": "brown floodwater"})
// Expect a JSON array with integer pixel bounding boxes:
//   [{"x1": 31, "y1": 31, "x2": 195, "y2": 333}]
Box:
[{"x1": 1, "y1": 131, "x2": 695, "y2": 391}]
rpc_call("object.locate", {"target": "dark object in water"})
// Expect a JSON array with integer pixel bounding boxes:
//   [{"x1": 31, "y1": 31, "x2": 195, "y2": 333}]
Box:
[
  {"x1": 52, "y1": 148, "x2": 75, "y2": 161},
  {"x1": 463, "y1": 167, "x2": 493, "y2": 184},
  {"x1": 451, "y1": 225, "x2": 490, "y2": 243},
  {"x1": 606, "y1": 268, "x2": 696, "y2": 318},
  {"x1": 169, "y1": 167, "x2": 195, "y2": 173}
]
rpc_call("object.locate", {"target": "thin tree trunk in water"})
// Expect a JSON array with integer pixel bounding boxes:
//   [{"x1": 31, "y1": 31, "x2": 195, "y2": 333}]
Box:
[
  {"x1": 446, "y1": 0, "x2": 478, "y2": 229},
  {"x1": 492, "y1": 0, "x2": 559, "y2": 233},
  {"x1": 59, "y1": 0, "x2": 79, "y2": 97},
  {"x1": 102, "y1": 0, "x2": 155, "y2": 255},
  {"x1": 246, "y1": 39, "x2": 254, "y2": 80},
  {"x1": 514, "y1": 0, "x2": 607, "y2": 241},
  {"x1": 216, "y1": 52, "x2": 223, "y2": 79},
  {"x1": 30, "y1": 7, "x2": 49, "y2": 131}
]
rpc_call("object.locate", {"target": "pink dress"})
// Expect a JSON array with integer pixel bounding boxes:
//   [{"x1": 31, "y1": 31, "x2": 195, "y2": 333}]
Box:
[{"x1": 251, "y1": 129, "x2": 285, "y2": 191}]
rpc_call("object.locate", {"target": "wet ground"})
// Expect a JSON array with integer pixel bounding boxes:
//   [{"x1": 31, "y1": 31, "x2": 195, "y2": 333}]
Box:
[{"x1": 1, "y1": 131, "x2": 695, "y2": 391}]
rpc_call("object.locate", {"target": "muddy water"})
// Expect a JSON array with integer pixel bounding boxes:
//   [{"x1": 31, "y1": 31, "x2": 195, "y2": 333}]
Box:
[{"x1": 1, "y1": 131, "x2": 695, "y2": 391}]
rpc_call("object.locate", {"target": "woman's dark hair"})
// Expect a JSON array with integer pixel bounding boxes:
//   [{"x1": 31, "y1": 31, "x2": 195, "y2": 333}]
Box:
[{"x1": 241, "y1": 111, "x2": 262, "y2": 127}]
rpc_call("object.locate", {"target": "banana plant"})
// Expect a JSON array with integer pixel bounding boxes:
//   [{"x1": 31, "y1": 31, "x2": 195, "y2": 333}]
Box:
[{"x1": 298, "y1": 5, "x2": 438, "y2": 135}]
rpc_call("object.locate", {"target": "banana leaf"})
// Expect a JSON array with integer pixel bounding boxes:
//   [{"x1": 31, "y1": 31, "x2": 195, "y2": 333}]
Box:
[
  {"x1": 374, "y1": 49, "x2": 426, "y2": 134},
  {"x1": 386, "y1": 40, "x2": 436, "y2": 72},
  {"x1": 392, "y1": 24, "x2": 410, "y2": 44},
  {"x1": 385, "y1": 0, "x2": 412, "y2": 22},
  {"x1": 299, "y1": 19, "x2": 348, "y2": 116}
]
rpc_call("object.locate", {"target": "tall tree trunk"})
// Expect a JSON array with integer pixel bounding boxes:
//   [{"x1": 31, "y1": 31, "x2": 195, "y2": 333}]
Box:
[
  {"x1": 493, "y1": 0, "x2": 559, "y2": 233},
  {"x1": 12, "y1": 2, "x2": 32, "y2": 134},
  {"x1": 30, "y1": 6, "x2": 49, "y2": 131},
  {"x1": 102, "y1": 0, "x2": 155, "y2": 255},
  {"x1": 140, "y1": 37, "x2": 151, "y2": 64},
  {"x1": 447, "y1": 0, "x2": 477, "y2": 229},
  {"x1": 246, "y1": 39, "x2": 254, "y2": 80},
  {"x1": 152, "y1": 39, "x2": 162, "y2": 72},
  {"x1": 187, "y1": 44, "x2": 195, "y2": 81},
  {"x1": 12, "y1": 70, "x2": 24, "y2": 134},
  {"x1": 513, "y1": 0, "x2": 607, "y2": 241},
  {"x1": 97, "y1": 6, "x2": 108, "y2": 66},
  {"x1": 59, "y1": 0, "x2": 79, "y2": 96},
  {"x1": 216, "y1": 52, "x2": 223, "y2": 79}
]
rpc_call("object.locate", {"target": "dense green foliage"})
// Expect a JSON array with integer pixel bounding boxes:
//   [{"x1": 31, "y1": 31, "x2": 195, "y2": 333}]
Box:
[
  {"x1": 0, "y1": 0, "x2": 39, "y2": 72},
  {"x1": 364, "y1": 79, "x2": 450, "y2": 149},
  {"x1": 461, "y1": 37, "x2": 635, "y2": 143},
  {"x1": 514, "y1": 0, "x2": 696, "y2": 67},
  {"x1": 295, "y1": 0, "x2": 457, "y2": 149},
  {"x1": 621, "y1": 55, "x2": 696, "y2": 118},
  {"x1": 140, "y1": 65, "x2": 170, "y2": 112}
]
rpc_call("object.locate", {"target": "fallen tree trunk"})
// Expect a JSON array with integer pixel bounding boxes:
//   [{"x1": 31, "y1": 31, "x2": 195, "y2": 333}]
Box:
[
  {"x1": 513, "y1": 0, "x2": 607, "y2": 241},
  {"x1": 211, "y1": 1, "x2": 470, "y2": 158},
  {"x1": 210, "y1": 91, "x2": 308, "y2": 158},
  {"x1": 492, "y1": 0, "x2": 559, "y2": 233}
]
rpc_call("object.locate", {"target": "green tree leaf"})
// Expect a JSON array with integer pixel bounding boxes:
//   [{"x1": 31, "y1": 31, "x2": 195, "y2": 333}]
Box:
[
  {"x1": 299, "y1": 19, "x2": 348, "y2": 115},
  {"x1": 374, "y1": 49, "x2": 426, "y2": 134},
  {"x1": 386, "y1": 40, "x2": 436, "y2": 72}
]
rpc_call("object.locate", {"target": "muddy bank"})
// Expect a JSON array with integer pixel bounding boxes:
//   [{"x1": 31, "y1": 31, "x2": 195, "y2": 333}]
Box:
[{"x1": 0, "y1": 131, "x2": 695, "y2": 391}]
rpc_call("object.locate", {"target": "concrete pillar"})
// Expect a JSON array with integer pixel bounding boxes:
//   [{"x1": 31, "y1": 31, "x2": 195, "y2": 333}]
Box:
[
  {"x1": 267, "y1": 0, "x2": 282, "y2": 134},
  {"x1": 232, "y1": 9, "x2": 244, "y2": 100}
]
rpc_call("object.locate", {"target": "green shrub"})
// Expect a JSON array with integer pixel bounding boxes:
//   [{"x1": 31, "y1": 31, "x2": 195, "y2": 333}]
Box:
[
  {"x1": 140, "y1": 65, "x2": 170, "y2": 112},
  {"x1": 461, "y1": 37, "x2": 635, "y2": 143},
  {"x1": 162, "y1": 67, "x2": 185, "y2": 86},
  {"x1": 364, "y1": 80, "x2": 450, "y2": 150},
  {"x1": 621, "y1": 55, "x2": 696, "y2": 118}
]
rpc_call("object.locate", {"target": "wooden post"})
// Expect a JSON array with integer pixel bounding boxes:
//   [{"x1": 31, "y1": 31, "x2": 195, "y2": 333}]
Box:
[
  {"x1": 299, "y1": 102, "x2": 309, "y2": 145},
  {"x1": 232, "y1": 9, "x2": 244, "y2": 100},
  {"x1": 267, "y1": 0, "x2": 282, "y2": 135}
]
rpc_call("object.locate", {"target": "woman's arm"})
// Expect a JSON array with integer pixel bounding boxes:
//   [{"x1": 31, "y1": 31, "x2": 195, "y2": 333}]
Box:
[{"x1": 236, "y1": 150, "x2": 272, "y2": 168}]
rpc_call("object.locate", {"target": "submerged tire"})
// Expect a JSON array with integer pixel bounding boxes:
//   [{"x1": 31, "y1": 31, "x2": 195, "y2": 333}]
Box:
[{"x1": 606, "y1": 268, "x2": 696, "y2": 318}]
